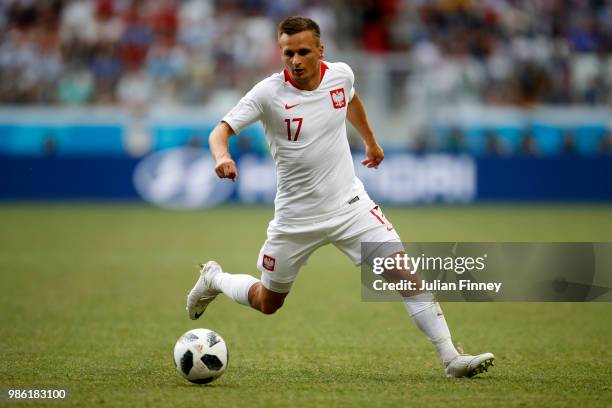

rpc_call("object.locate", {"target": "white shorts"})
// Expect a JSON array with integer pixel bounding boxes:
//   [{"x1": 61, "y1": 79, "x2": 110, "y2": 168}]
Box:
[{"x1": 256, "y1": 194, "x2": 403, "y2": 293}]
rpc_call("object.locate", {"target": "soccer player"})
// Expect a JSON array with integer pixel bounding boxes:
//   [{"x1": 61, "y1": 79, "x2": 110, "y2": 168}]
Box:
[{"x1": 187, "y1": 16, "x2": 494, "y2": 378}]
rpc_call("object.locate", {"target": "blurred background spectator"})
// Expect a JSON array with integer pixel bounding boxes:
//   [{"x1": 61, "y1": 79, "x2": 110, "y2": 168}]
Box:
[
  {"x1": 0, "y1": 0, "x2": 610, "y2": 155},
  {"x1": 1, "y1": 0, "x2": 610, "y2": 106}
]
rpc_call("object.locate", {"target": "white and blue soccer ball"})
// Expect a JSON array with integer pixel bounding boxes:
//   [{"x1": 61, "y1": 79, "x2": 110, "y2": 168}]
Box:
[{"x1": 173, "y1": 328, "x2": 228, "y2": 384}]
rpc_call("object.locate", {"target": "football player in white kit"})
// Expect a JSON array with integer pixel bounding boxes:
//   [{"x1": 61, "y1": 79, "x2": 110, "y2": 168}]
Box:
[{"x1": 187, "y1": 16, "x2": 494, "y2": 378}]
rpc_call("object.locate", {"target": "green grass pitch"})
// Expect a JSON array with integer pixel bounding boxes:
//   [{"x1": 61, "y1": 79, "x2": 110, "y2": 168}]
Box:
[{"x1": 1, "y1": 204, "x2": 611, "y2": 407}]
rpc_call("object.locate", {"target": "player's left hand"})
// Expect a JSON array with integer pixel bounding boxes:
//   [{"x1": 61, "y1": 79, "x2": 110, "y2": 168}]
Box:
[{"x1": 361, "y1": 143, "x2": 384, "y2": 169}]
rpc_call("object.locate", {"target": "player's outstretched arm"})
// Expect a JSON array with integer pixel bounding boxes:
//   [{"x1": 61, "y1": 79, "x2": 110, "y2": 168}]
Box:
[
  {"x1": 346, "y1": 93, "x2": 384, "y2": 169},
  {"x1": 210, "y1": 121, "x2": 238, "y2": 182}
]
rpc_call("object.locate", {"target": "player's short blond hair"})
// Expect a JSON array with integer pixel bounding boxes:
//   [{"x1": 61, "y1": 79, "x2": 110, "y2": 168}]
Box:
[{"x1": 277, "y1": 16, "x2": 321, "y2": 42}]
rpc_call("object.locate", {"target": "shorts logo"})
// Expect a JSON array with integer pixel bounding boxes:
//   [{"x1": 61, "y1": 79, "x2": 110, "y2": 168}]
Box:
[
  {"x1": 262, "y1": 254, "x2": 276, "y2": 272},
  {"x1": 330, "y1": 88, "x2": 346, "y2": 109}
]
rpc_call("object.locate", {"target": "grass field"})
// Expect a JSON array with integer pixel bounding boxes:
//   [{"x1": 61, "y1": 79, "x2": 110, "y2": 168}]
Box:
[{"x1": 1, "y1": 204, "x2": 611, "y2": 407}]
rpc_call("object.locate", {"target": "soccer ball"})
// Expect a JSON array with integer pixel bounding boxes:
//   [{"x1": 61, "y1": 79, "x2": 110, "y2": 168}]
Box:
[{"x1": 173, "y1": 328, "x2": 228, "y2": 384}]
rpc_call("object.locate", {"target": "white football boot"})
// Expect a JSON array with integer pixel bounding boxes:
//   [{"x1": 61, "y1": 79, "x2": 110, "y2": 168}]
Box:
[
  {"x1": 445, "y1": 352, "x2": 495, "y2": 378},
  {"x1": 186, "y1": 261, "x2": 222, "y2": 320}
]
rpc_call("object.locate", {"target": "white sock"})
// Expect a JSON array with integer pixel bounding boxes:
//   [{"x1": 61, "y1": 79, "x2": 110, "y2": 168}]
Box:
[
  {"x1": 403, "y1": 292, "x2": 459, "y2": 366},
  {"x1": 212, "y1": 272, "x2": 258, "y2": 306}
]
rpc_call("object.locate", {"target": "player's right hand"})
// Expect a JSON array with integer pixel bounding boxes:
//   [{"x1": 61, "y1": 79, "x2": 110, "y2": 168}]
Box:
[{"x1": 214, "y1": 157, "x2": 238, "y2": 182}]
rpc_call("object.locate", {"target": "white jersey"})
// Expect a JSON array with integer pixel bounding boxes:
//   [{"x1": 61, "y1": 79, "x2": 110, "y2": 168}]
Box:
[{"x1": 222, "y1": 61, "x2": 366, "y2": 222}]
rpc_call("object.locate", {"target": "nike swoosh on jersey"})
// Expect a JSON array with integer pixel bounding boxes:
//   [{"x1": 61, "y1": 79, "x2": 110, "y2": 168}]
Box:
[{"x1": 285, "y1": 103, "x2": 299, "y2": 109}]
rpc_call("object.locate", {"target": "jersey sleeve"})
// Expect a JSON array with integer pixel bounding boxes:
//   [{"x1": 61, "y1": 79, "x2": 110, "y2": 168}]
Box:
[
  {"x1": 221, "y1": 81, "x2": 267, "y2": 134},
  {"x1": 335, "y1": 62, "x2": 356, "y2": 102}
]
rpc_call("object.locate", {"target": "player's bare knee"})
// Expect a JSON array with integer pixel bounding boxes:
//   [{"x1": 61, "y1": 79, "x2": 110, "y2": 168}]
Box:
[
  {"x1": 380, "y1": 252, "x2": 413, "y2": 280},
  {"x1": 382, "y1": 266, "x2": 412, "y2": 282},
  {"x1": 260, "y1": 304, "x2": 280, "y2": 315},
  {"x1": 260, "y1": 292, "x2": 286, "y2": 315},
  {"x1": 260, "y1": 299, "x2": 284, "y2": 315}
]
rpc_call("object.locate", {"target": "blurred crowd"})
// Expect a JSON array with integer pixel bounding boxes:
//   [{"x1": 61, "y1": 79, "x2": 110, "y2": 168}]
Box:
[
  {"x1": 402, "y1": 0, "x2": 612, "y2": 107},
  {"x1": 0, "y1": 0, "x2": 611, "y2": 108}
]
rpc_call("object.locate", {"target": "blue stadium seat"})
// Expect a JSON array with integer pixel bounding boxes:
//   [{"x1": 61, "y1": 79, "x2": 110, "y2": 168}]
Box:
[
  {"x1": 57, "y1": 125, "x2": 125, "y2": 156},
  {"x1": 573, "y1": 125, "x2": 607, "y2": 155},
  {"x1": 495, "y1": 127, "x2": 523, "y2": 154},
  {"x1": 151, "y1": 124, "x2": 268, "y2": 157},
  {"x1": 464, "y1": 127, "x2": 487, "y2": 155},
  {"x1": 531, "y1": 124, "x2": 564, "y2": 155},
  {"x1": 0, "y1": 124, "x2": 125, "y2": 156},
  {"x1": 152, "y1": 125, "x2": 215, "y2": 150}
]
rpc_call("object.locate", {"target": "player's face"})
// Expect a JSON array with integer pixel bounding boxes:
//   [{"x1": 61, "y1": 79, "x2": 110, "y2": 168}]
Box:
[{"x1": 279, "y1": 30, "x2": 324, "y2": 90}]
